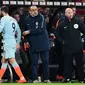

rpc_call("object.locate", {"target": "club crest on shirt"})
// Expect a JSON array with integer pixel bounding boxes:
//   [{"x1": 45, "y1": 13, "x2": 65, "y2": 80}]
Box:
[
  {"x1": 36, "y1": 22, "x2": 38, "y2": 25},
  {"x1": 36, "y1": 22, "x2": 38, "y2": 29},
  {"x1": 74, "y1": 24, "x2": 79, "y2": 29}
]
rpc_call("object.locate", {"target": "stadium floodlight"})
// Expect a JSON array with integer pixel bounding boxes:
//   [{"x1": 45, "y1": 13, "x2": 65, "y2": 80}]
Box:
[
  {"x1": 61, "y1": 2, "x2": 67, "y2": 6},
  {"x1": 2, "y1": 1, "x2": 9, "y2": 5},
  {"x1": 83, "y1": 2, "x2": 85, "y2": 6},
  {"x1": 25, "y1": 1, "x2": 31, "y2": 5},
  {"x1": 2, "y1": 1, "x2": 84, "y2": 7},
  {"x1": 40, "y1": 2, "x2": 46, "y2": 5},
  {"x1": 68, "y1": 2, "x2": 75, "y2": 6},
  {"x1": 17, "y1": 1, "x2": 24, "y2": 5},
  {"x1": 54, "y1": 2, "x2": 60, "y2": 6},
  {"x1": 47, "y1": 2, "x2": 53, "y2": 6},
  {"x1": 32, "y1": 1, "x2": 38, "y2": 5},
  {"x1": 10, "y1": 1, "x2": 16, "y2": 5},
  {"x1": 75, "y1": 2, "x2": 82, "y2": 6}
]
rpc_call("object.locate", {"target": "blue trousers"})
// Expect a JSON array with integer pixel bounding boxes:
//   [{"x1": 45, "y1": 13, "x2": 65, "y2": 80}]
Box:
[{"x1": 31, "y1": 50, "x2": 49, "y2": 80}]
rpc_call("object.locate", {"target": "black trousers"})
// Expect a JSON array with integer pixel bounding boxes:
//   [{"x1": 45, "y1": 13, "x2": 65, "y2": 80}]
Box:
[
  {"x1": 55, "y1": 40, "x2": 64, "y2": 76},
  {"x1": 31, "y1": 50, "x2": 49, "y2": 80},
  {"x1": 63, "y1": 50, "x2": 84, "y2": 81}
]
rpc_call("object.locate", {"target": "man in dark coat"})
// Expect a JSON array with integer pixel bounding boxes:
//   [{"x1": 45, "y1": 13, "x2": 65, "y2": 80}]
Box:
[
  {"x1": 55, "y1": 6, "x2": 77, "y2": 80},
  {"x1": 55, "y1": 8, "x2": 85, "y2": 82},
  {"x1": 23, "y1": 6, "x2": 50, "y2": 83}
]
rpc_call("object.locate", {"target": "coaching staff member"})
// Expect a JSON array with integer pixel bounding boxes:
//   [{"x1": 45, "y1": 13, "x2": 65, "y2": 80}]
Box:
[
  {"x1": 23, "y1": 6, "x2": 50, "y2": 83},
  {"x1": 55, "y1": 8, "x2": 85, "y2": 82}
]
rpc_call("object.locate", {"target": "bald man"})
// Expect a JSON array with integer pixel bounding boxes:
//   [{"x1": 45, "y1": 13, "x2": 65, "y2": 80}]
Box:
[
  {"x1": 65, "y1": 8, "x2": 73, "y2": 20},
  {"x1": 55, "y1": 8, "x2": 85, "y2": 82}
]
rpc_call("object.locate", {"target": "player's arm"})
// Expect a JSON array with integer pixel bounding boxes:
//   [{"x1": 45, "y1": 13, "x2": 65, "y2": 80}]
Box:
[
  {"x1": 16, "y1": 23, "x2": 21, "y2": 49},
  {"x1": 16, "y1": 23, "x2": 21, "y2": 44},
  {"x1": 0, "y1": 18, "x2": 5, "y2": 32}
]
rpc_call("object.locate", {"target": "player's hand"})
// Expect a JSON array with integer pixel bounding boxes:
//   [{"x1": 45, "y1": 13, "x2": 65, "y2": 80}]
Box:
[
  {"x1": 23, "y1": 30, "x2": 30, "y2": 36},
  {"x1": 16, "y1": 44, "x2": 20, "y2": 49}
]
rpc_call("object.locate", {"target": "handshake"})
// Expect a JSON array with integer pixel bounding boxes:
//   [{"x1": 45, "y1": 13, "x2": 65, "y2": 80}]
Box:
[{"x1": 23, "y1": 30, "x2": 30, "y2": 36}]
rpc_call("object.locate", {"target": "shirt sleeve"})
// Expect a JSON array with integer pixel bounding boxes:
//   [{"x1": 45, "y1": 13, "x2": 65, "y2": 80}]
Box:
[
  {"x1": 0, "y1": 18, "x2": 5, "y2": 32},
  {"x1": 16, "y1": 23, "x2": 21, "y2": 44},
  {"x1": 55, "y1": 23, "x2": 64, "y2": 44},
  {"x1": 79, "y1": 20, "x2": 85, "y2": 35}
]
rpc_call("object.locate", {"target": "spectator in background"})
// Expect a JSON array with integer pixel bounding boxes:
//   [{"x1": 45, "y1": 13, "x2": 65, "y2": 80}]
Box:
[
  {"x1": 55, "y1": 8, "x2": 85, "y2": 83},
  {"x1": 13, "y1": 12, "x2": 20, "y2": 23},
  {"x1": 18, "y1": 7, "x2": 28, "y2": 31},
  {"x1": 13, "y1": 11, "x2": 32, "y2": 82},
  {"x1": 23, "y1": 6, "x2": 51, "y2": 83}
]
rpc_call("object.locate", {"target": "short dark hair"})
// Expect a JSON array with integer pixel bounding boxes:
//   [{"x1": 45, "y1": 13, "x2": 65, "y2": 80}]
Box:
[{"x1": 1, "y1": 6, "x2": 9, "y2": 13}]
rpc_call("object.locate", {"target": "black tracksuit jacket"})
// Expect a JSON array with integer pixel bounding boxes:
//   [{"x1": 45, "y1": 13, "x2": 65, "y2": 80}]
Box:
[{"x1": 55, "y1": 16, "x2": 85, "y2": 54}]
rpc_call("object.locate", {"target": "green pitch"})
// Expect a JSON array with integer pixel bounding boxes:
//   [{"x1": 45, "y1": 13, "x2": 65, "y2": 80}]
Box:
[{"x1": 0, "y1": 83, "x2": 85, "y2": 85}]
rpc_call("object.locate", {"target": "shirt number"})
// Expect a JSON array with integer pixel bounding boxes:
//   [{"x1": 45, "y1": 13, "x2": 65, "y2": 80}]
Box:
[{"x1": 12, "y1": 23, "x2": 15, "y2": 32}]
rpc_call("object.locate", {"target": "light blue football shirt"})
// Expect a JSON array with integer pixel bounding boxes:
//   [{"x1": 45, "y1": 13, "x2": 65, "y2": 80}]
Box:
[{"x1": 0, "y1": 15, "x2": 21, "y2": 44}]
